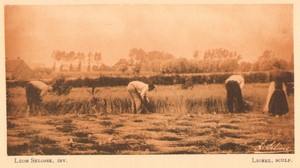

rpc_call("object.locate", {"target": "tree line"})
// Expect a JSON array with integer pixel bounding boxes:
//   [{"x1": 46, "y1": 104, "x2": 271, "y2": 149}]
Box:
[
  {"x1": 113, "y1": 48, "x2": 293, "y2": 74},
  {"x1": 50, "y1": 48, "x2": 293, "y2": 74},
  {"x1": 51, "y1": 50, "x2": 102, "y2": 72}
]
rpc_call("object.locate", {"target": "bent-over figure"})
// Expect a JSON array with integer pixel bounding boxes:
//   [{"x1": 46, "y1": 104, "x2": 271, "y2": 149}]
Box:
[
  {"x1": 127, "y1": 81, "x2": 155, "y2": 114},
  {"x1": 225, "y1": 75, "x2": 245, "y2": 113},
  {"x1": 26, "y1": 80, "x2": 52, "y2": 114}
]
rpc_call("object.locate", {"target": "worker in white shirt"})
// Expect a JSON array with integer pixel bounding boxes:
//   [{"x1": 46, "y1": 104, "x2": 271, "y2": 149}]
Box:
[
  {"x1": 25, "y1": 80, "x2": 53, "y2": 114},
  {"x1": 127, "y1": 81, "x2": 155, "y2": 114},
  {"x1": 225, "y1": 75, "x2": 245, "y2": 113}
]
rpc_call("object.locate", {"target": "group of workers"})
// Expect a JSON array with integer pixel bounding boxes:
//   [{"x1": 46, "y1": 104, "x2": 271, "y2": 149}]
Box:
[
  {"x1": 224, "y1": 71, "x2": 289, "y2": 116},
  {"x1": 25, "y1": 69, "x2": 290, "y2": 116}
]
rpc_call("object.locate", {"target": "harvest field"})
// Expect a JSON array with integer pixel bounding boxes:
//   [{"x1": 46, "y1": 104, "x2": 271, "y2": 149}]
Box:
[{"x1": 7, "y1": 83, "x2": 294, "y2": 155}]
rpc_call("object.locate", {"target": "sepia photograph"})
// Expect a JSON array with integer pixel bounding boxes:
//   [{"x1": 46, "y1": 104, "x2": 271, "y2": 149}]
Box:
[{"x1": 1, "y1": 1, "x2": 299, "y2": 168}]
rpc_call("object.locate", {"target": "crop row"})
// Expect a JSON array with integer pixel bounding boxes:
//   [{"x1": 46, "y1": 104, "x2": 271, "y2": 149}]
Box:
[{"x1": 7, "y1": 95, "x2": 262, "y2": 116}]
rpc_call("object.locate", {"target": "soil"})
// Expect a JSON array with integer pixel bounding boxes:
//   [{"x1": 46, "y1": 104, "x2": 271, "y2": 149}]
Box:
[{"x1": 7, "y1": 111, "x2": 294, "y2": 155}]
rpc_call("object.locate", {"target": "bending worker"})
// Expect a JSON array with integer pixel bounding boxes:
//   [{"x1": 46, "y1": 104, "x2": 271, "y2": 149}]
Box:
[
  {"x1": 26, "y1": 80, "x2": 53, "y2": 114},
  {"x1": 127, "y1": 81, "x2": 155, "y2": 114},
  {"x1": 225, "y1": 75, "x2": 245, "y2": 113}
]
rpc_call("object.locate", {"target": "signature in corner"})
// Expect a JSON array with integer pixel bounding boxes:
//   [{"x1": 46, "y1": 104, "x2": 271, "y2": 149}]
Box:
[{"x1": 254, "y1": 139, "x2": 290, "y2": 151}]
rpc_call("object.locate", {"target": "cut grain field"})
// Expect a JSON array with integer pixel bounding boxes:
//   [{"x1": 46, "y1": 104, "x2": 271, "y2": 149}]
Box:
[{"x1": 7, "y1": 83, "x2": 294, "y2": 155}]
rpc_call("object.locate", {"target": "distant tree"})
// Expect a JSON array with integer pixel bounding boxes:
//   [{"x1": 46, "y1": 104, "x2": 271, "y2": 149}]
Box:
[
  {"x1": 99, "y1": 64, "x2": 113, "y2": 71},
  {"x1": 118, "y1": 64, "x2": 128, "y2": 73},
  {"x1": 253, "y1": 50, "x2": 289, "y2": 71},
  {"x1": 175, "y1": 58, "x2": 189, "y2": 73},
  {"x1": 272, "y1": 59, "x2": 288, "y2": 70},
  {"x1": 52, "y1": 50, "x2": 61, "y2": 61},
  {"x1": 129, "y1": 48, "x2": 147, "y2": 64},
  {"x1": 188, "y1": 59, "x2": 203, "y2": 73},
  {"x1": 77, "y1": 61, "x2": 81, "y2": 71},
  {"x1": 147, "y1": 50, "x2": 174, "y2": 60},
  {"x1": 203, "y1": 48, "x2": 242, "y2": 72},
  {"x1": 126, "y1": 48, "x2": 176, "y2": 73},
  {"x1": 52, "y1": 50, "x2": 77, "y2": 63},
  {"x1": 87, "y1": 52, "x2": 93, "y2": 71},
  {"x1": 148, "y1": 59, "x2": 164, "y2": 73},
  {"x1": 193, "y1": 51, "x2": 199, "y2": 59},
  {"x1": 78, "y1": 52, "x2": 85, "y2": 63},
  {"x1": 114, "y1": 58, "x2": 128, "y2": 67},
  {"x1": 240, "y1": 61, "x2": 253, "y2": 72},
  {"x1": 94, "y1": 52, "x2": 102, "y2": 67},
  {"x1": 68, "y1": 51, "x2": 76, "y2": 61},
  {"x1": 132, "y1": 63, "x2": 142, "y2": 75},
  {"x1": 87, "y1": 62, "x2": 91, "y2": 72},
  {"x1": 256, "y1": 50, "x2": 276, "y2": 71},
  {"x1": 92, "y1": 65, "x2": 99, "y2": 71}
]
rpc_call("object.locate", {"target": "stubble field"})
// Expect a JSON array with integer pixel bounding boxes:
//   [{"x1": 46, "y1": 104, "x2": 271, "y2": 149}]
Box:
[{"x1": 7, "y1": 83, "x2": 294, "y2": 155}]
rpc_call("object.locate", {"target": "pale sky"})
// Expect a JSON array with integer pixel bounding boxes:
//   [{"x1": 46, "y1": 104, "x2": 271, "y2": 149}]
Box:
[{"x1": 5, "y1": 4, "x2": 293, "y2": 67}]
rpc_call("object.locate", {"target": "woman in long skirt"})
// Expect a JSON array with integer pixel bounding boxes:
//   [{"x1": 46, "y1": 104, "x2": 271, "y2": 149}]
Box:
[{"x1": 264, "y1": 69, "x2": 289, "y2": 116}]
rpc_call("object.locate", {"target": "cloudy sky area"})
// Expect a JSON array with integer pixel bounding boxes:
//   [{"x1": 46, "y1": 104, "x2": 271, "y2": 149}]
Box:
[{"x1": 5, "y1": 4, "x2": 293, "y2": 67}]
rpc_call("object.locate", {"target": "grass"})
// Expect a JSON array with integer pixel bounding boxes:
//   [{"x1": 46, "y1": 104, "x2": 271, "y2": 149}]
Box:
[{"x1": 6, "y1": 83, "x2": 270, "y2": 116}]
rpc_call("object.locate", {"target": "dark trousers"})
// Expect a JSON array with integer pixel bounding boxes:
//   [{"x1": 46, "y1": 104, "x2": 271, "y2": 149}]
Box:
[{"x1": 225, "y1": 81, "x2": 244, "y2": 113}]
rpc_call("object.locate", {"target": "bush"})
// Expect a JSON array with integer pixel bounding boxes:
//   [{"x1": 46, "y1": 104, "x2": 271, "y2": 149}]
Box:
[
  {"x1": 244, "y1": 72, "x2": 269, "y2": 83},
  {"x1": 52, "y1": 77, "x2": 72, "y2": 96},
  {"x1": 181, "y1": 77, "x2": 194, "y2": 89}
]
